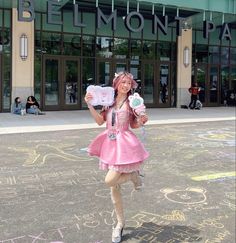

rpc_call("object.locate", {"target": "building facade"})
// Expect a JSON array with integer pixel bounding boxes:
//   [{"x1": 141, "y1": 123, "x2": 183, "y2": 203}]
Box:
[{"x1": 0, "y1": 0, "x2": 235, "y2": 112}]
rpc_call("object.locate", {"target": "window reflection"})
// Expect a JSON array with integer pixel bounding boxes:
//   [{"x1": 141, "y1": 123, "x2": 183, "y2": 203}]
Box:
[
  {"x1": 209, "y1": 67, "x2": 218, "y2": 103},
  {"x1": 63, "y1": 34, "x2": 81, "y2": 56},
  {"x1": 143, "y1": 41, "x2": 155, "y2": 59},
  {"x1": 114, "y1": 38, "x2": 128, "y2": 58},
  {"x1": 159, "y1": 64, "x2": 169, "y2": 103},
  {"x1": 130, "y1": 40, "x2": 141, "y2": 60},
  {"x1": 96, "y1": 37, "x2": 113, "y2": 58},
  {"x1": 65, "y1": 61, "x2": 78, "y2": 105},
  {"x1": 82, "y1": 36, "x2": 95, "y2": 57},
  {"x1": 42, "y1": 33, "x2": 62, "y2": 54}
]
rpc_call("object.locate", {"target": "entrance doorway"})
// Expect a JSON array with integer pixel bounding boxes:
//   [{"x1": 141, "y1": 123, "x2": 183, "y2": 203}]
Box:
[
  {"x1": 42, "y1": 55, "x2": 80, "y2": 110},
  {"x1": 193, "y1": 64, "x2": 220, "y2": 106},
  {"x1": 142, "y1": 61, "x2": 171, "y2": 107}
]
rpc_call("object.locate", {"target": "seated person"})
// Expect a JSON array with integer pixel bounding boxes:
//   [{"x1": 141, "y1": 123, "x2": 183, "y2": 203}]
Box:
[
  {"x1": 12, "y1": 97, "x2": 26, "y2": 115},
  {"x1": 26, "y1": 96, "x2": 45, "y2": 115}
]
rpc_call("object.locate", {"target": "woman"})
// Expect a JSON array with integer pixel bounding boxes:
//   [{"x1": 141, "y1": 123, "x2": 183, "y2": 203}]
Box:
[
  {"x1": 26, "y1": 96, "x2": 45, "y2": 115},
  {"x1": 84, "y1": 71, "x2": 149, "y2": 243},
  {"x1": 12, "y1": 97, "x2": 26, "y2": 115}
]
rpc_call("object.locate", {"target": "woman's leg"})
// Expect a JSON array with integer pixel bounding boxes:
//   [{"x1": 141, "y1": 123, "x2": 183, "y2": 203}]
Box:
[{"x1": 105, "y1": 170, "x2": 142, "y2": 189}]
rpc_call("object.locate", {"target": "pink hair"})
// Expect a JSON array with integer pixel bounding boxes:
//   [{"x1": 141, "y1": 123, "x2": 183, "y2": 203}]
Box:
[{"x1": 112, "y1": 71, "x2": 138, "y2": 90}]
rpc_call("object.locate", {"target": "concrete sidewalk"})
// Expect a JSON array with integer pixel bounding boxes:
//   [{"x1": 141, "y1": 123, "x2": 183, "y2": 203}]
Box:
[{"x1": 0, "y1": 107, "x2": 235, "y2": 134}]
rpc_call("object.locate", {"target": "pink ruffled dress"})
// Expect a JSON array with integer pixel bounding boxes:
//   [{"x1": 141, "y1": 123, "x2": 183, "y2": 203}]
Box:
[{"x1": 88, "y1": 102, "x2": 149, "y2": 173}]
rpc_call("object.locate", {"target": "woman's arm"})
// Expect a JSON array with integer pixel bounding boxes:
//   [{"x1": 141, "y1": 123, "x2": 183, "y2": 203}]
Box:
[{"x1": 85, "y1": 93, "x2": 105, "y2": 126}]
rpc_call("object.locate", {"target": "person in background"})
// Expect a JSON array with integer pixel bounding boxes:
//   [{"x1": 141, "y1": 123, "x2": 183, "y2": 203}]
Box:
[
  {"x1": 12, "y1": 97, "x2": 26, "y2": 115},
  {"x1": 26, "y1": 96, "x2": 45, "y2": 115},
  {"x1": 188, "y1": 82, "x2": 200, "y2": 109}
]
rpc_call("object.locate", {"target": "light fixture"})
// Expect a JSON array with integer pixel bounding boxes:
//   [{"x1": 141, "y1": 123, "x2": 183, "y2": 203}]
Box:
[
  {"x1": 183, "y1": 46, "x2": 190, "y2": 67},
  {"x1": 20, "y1": 33, "x2": 28, "y2": 61}
]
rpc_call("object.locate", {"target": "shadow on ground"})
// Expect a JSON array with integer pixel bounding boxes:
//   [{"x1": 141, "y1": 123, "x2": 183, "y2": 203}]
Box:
[{"x1": 122, "y1": 222, "x2": 202, "y2": 242}]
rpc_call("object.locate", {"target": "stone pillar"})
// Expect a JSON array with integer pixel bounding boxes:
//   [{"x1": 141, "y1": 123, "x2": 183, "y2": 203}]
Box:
[
  {"x1": 176, "y1": 28, "x2": 192, "y2": 107},
  {"x1": 11, "y1": 8, "x2": 34, "y2": 103}
]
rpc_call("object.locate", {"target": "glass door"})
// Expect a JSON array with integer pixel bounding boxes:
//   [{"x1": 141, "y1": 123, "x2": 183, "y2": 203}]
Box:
[
  {"x1": 208, "y1": 65, "x2": 219, "y2": 105},
  {"x1": 194, "y1": 64, "x2": 207, "y2": 104},
  {"x1": 62, "y1": 57, "x2": 80, "y2": 109},
  {"x1": 97, "y1": 59, "x2": 112, "y2": 86},
  {"x1": 43, "y1": 56, "x2": 60, "y2": 110},
  {"x1": 158, "y1": 63, "x2": 170, "y2": 107},
  {"x1": 142, "y1": 61, "x2": 156, "y2": 106}
]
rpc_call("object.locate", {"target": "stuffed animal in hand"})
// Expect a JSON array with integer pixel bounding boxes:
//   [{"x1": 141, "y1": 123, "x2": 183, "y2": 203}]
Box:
[{"x1": 128, "y1": 92, "x2": 146, "y2": 116}]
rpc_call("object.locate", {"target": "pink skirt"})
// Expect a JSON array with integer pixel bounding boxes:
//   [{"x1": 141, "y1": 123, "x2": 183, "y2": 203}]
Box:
[{"x1": 88, "y1": 129, "x2": 149, "y2": 173}]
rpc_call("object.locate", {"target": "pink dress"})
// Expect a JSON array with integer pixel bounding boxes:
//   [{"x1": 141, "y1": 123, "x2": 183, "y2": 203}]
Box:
[{"x1": 88, "y1": 102, "x2": 149, "y2": 173}]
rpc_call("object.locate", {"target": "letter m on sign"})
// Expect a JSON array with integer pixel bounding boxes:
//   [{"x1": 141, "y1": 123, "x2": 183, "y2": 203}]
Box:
[
  {"x1": 18, "y1": 0, "x2": 35, "y2": 22},
  {"x1": 97, "y1": 7, "x2": 117, "y2": 31}
]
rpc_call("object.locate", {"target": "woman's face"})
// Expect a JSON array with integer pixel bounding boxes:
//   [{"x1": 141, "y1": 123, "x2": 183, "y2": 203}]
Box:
[{"x1": 117, "y1": 78, "x2": 132, "y2": 94}]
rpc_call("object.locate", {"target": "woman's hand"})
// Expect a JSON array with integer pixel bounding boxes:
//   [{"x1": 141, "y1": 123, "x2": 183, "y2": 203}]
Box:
[
  {"x1": 137, "y1": 114, "x2": 148, "y2": 125},
  {"x1": 84, "y1": 92, "x2": 93, "y2": 106}
]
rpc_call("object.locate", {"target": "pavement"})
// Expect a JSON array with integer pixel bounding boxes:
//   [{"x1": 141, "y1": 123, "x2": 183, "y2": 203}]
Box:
[
  {"x1": 0, "y1": 107, "x2": 235, "y2": 243},
  {"x1": 0, "y1": 106, "x2": 235, "y2": 134}
]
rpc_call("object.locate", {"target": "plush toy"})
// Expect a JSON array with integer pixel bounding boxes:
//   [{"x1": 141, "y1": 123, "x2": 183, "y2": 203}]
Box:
[
  {"x1": 86, "y1": 85, "x2": 115, "y2": 106},
  {"x1": 128, "y1": 92, "x2": 146, "y2": 116}
]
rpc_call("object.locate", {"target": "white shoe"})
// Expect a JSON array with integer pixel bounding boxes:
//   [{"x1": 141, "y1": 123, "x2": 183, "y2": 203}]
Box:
[{"x1": 112, "y1": 225, "x2": 123, "y2": 243}]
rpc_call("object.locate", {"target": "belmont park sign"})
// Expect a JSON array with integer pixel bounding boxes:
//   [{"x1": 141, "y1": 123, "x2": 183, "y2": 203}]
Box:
[{"x1": 18, "y1": 0, "x2": 232, "y2": 40}]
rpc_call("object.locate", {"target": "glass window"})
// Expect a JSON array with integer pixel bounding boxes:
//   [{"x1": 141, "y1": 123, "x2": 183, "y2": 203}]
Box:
[
  {"x1": 4, "y1": 10, "x2": 10, "y2": 28},
  {"x1": 221, "y1": 47, "x2": 229, "y2": 65},
  {"x1": 96, "y1": 37, "x2": 113, "y2": 58},
  {"x1": 196, "y1": 30, "x2": 208, "y2": 45},
  {"x1": 82, "y1": 35, "x2": 95, "y2": 57},
  {"x1": 42, "y1": 13, "x2": 62, "y2": 32},
  {"x1": 34, "y1": 54, "x2": 41, "y2": 103},
  {"x1": 209, "y1": 27, "x2": 220, "y2": 45},
  {"x1": 42, "y1": 32, "x2": 62, "y2": 55},
  {"x1": 209, "y1": 66, "x2": 218, "y2": 103},
  {"x1": 35, "y1": 13, "x2": 41, "y2": 30},
  {"x1": 63, "y1": 10, "x2": 81, "y2": 34},
  {"x1": 3, "y1": 53, "x2": 11, "y2": 110},
  {"x1": 35, "y1": 31, "x2": 41, "y2": 54},
  {"x1": 209, "y1": 46, "x2": 219, "y2": 64},
  {"x1": 115, "y1": 16, "x2": 129, "y2": 38},
  {"x1": 0, "y1": 10, "x2": 2, "y2": 26},
  {"x1": 113, "y1": 38, "x2": 128, "y2": 58},
  {"x1": 96, "y1": 9, "x2": 113, "y2": 37},
  {"x1": 82, "y1": 58, "x2": 95, "y2": 108},
  {"x1": 143, "y1": 19, "x2": 156, "y2": 40},
  {"x1": 130, "y1": 16, "x2": 142, "y2": 39},
  {"x1": 63, "y1": 34, "x2": 81, "y2": 56},
  {"x1": 130, "y1": 39, "x2": 141, "y2": 59},
  {"x1": 2, "y1": 29, "x2": 10, "y2": 53},
  {"x1": 157, "y1": 41, "x2": 171, "y2": 61},
  {"x1": 158, "y1": 26, "x2": 172, "y2": 42},
  {"x1": 144, "y1": 63, "x2": 154, "y2": 103},
  {"x1": 221, "y1": 65, "x2": 229, "y2": 104},
  {"x1": 230, "y1": 47, "x2": 236, "y2": 65},
  {"x1": 82, "y1": 12, "x2": 95, "y2": 35},
  {"x1": 195, "y1": 44, "x2": 208, "y2": 63},
  {"x1": 231, "y1": 29, "x2": 236, "y2": 47},
  {"x1": 159, "y1": 64, "x2": 169, "y2": 104},
  {"x1": 143, "y1": 40, "x2": 155, "y2": 59}
]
